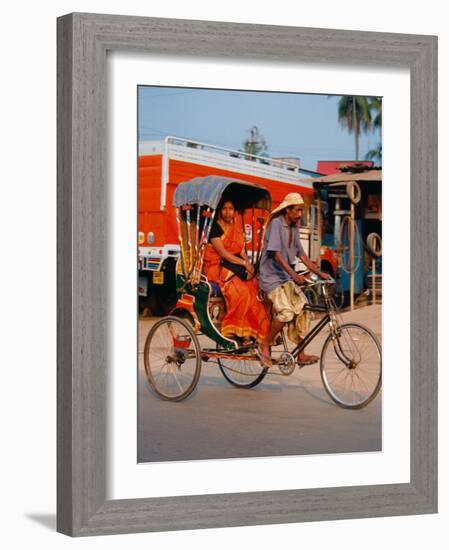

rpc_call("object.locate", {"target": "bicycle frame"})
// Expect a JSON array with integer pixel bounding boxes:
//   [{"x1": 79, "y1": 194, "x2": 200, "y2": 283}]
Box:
[
  {"x1": 144, "y1": 279, "x2": 381, "y2": 406},
  {"x1": 286, "y1": 291, "x2": 354, "y2": 368},
  {"x1": 290, "y1": 305, "x2": 330, "y2": 358}
]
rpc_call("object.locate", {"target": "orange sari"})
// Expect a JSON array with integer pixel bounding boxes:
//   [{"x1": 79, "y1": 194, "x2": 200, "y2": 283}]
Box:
[{"x1": 203, "y1": 220, "x2": 269, "y2": 342}]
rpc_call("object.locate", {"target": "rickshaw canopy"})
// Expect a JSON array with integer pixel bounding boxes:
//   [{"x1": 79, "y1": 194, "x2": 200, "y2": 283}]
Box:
[{"x1": 173, "y1": 176, "x2": 272, "y2": 211}]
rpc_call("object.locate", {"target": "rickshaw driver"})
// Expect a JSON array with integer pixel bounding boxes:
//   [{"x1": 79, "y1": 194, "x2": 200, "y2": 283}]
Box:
[{"x1": 258, "y1": 193, "x2": 331, "y2": 367}]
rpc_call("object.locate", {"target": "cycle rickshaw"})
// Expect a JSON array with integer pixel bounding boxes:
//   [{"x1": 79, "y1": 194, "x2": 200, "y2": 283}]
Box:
[{"x1": 143, "y1": 176, "x2": 382, "y2": 409}]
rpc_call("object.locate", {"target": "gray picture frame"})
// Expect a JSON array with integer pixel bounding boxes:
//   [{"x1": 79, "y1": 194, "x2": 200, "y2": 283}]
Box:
[{"x1": 57, "y1": 12, "x2": 438, "y2": 536}]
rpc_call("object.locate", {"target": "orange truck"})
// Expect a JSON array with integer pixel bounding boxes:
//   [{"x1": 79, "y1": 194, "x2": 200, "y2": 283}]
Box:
[{"x1": 138, "y1": 136, "x2": 327, "y2": 315}]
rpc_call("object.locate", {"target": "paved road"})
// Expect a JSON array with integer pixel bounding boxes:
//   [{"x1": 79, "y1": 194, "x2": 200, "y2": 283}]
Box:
[{"x1": 138, "y1": 305, "x2": 382, "y2": 463}]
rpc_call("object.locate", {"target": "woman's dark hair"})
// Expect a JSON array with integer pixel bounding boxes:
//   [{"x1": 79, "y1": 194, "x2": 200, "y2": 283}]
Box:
[{"x1": 217, "y1": 196, "x2": 236, "y2": 214}]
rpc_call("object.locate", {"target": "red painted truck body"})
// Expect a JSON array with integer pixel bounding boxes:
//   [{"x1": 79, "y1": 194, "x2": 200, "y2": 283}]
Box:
[{"x1": 138, "y1": 137, "x2": 321, "y2": 314}]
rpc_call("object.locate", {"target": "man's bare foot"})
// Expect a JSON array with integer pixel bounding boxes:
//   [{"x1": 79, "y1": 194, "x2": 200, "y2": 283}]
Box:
[{"x1": 297, "y1": 352, "x2": 319, "y2": 366}]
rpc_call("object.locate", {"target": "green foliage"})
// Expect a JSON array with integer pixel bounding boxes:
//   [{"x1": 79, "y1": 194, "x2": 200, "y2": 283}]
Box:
[
  {"x1": 243, "y1": 126, "x2": 268, "y2": 158},
  {"x1": 336, "y1": 96, "x2": 372, "y2": 160},
  {"x1": 337, "y1": 96, "x2": 372, "y2": 134},
  {"x1": 366, "y1": 98, "x2": 382, "y2": 164},
  {"x1": 369, "y1": 97, "x2": 382, "y2": 129},
  {"x1": 333, "y1": 96, "x2": 382, "y2": 161},
  {"x1": 366, "y1": 143, "x2": 382, "y2": 164}
]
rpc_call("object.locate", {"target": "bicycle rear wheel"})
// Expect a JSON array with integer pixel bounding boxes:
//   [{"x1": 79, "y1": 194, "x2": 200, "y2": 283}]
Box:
[
  {"x1": 320, "y1": 323, "x2": 381, "y2": 409},
  {"x1": 218, "y1": 352, "x2": 267, "y2": 388},
  {"x1": 144, "y1": 316, "x2": 201, "y2": 401}
]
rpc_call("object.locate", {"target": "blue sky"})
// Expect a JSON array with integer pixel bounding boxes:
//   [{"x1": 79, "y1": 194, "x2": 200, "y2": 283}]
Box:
[{"x1": 138, "y1": 86, "x2": 381, "y2": 172}]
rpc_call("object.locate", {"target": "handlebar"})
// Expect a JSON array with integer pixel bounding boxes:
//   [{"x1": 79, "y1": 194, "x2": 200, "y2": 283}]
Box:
[
  {"x1": 299, "y1": 271, "x2": 335, "y2": 286},
  {"x1": 305, "y1": 278, "x2": 335, "y2": 287}
]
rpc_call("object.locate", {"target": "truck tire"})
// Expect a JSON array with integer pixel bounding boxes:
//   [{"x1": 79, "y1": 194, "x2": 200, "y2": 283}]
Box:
[{"x1": 140, "y1": 258, "x2": 178, "y2": 316}]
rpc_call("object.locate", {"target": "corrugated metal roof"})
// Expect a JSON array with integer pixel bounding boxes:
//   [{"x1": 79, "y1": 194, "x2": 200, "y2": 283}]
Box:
[{"x1": 300, "y1": 169, "x2": 382, "y2": 185}]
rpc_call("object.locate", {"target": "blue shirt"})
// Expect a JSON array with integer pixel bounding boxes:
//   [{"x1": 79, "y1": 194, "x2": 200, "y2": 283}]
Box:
[{"x1": 259, "y1": 215, "x2": 305, "y2": 293}]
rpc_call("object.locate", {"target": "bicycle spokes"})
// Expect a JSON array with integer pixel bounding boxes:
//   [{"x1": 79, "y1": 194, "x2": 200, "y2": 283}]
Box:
[
  {"x1": 332, "y1": 326, "x2": 362, "y2": 367},
  {"x1": 320, "y1": 323, "x2": 381, "y2": 409}
]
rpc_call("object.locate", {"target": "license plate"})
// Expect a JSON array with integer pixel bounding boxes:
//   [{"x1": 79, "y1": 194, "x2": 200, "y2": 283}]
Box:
[{"x1": 152, "y1": 271, "x2": 164, "y2": 285}]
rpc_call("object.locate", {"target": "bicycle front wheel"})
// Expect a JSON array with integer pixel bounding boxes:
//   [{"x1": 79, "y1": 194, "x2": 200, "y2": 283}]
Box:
[
  {"x1": 144, "y1": 316, "x2": 201, "y2": 401},
  {"x1": 320, "y1": 323, "x2": 381, "y2": 409}
]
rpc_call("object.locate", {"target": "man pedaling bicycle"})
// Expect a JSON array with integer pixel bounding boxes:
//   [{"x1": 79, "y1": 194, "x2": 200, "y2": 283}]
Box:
[{"x1": 258, "y1": 192, "x2": 331, "y2": 367}]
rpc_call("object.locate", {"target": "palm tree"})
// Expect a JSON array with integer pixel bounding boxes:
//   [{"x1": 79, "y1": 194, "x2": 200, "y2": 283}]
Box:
[
  {"x1": 366, "y1": 143, "x2": 382, "y2": 164},
  {"x1": 336, "y1": 96, "x2": 372, "y2": 160},
  {"x1": 366, "y1": 97, "x2": 382, "y2": 165},
  {"x1": 369, "y1": 97, "x2": 382, "y2": 129}
]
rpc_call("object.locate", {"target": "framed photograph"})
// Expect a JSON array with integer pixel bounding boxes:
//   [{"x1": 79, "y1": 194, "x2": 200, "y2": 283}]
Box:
[
  {"x1": 57, "y1": 13, "x2": 437, "y2": 536},
  {"x1": 135, "y1": 86, "x2": 383, "y2": 466}
]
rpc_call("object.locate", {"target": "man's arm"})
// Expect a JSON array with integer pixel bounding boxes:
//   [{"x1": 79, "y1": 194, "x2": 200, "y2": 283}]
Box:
[
  {"x1": 273, "y1": 252, "x2": 305, "y2": 284},
  {"x1": 293, "y1": 225, "x2": 330, "y2": 280},
  {"x1": 299, "y1": 254, "x2": 331, "y2": 280}
]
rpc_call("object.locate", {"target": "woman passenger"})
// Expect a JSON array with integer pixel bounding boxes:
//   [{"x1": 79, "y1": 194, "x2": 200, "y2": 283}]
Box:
[{"x1": 203, "y1": 198, "x2": 269, "y2": 346}]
